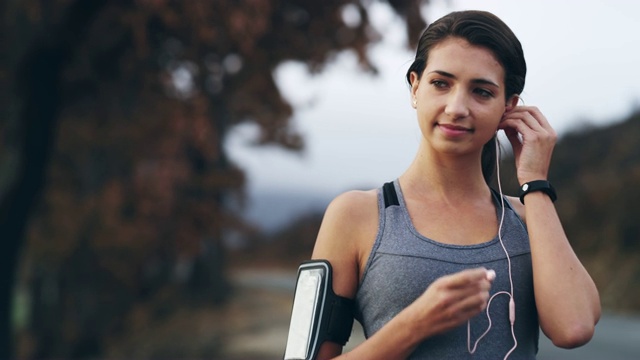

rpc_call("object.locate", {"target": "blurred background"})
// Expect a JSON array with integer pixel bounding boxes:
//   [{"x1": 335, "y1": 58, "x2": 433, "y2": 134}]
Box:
[{"x1": 1, "y1": 0, "x2": 639, "y2": 359}]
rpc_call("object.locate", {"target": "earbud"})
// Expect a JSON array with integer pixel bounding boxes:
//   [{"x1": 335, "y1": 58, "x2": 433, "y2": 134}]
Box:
[{"x1": 486, "y1": 269, "x2": 496, "y2": 281}]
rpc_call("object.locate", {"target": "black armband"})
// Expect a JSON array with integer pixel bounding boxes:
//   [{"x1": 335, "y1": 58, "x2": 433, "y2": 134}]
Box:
[{"x1": 284, "y1": 260, "x2": 355, "y2": 360}]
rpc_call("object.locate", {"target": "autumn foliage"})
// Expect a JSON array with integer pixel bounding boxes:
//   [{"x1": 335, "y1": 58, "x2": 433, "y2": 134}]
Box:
[{"x1": 0, "y1": 0, "x2": 428, "y2": 358}]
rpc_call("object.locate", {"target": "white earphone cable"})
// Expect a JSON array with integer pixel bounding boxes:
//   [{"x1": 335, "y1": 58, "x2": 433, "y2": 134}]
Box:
[{"x1": 467, "y1": 137, "x2": 518, "y2": 359}]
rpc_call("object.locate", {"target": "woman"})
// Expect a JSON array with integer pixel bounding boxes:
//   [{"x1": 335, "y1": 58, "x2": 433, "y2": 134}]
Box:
[{"x1": 310, "y1": 10, "x2": 600, "y2": 359}]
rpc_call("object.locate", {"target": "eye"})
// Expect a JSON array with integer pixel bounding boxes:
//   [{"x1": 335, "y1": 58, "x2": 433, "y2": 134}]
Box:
[
  {"x1": 430, "y1": 79, "x2": 449, "y2": 89},
  {"x1": 473, "y1": 88, "x2": 494, "y2": 99}
]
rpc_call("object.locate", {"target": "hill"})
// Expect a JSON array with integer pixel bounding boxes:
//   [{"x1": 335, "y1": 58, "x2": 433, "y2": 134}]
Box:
[{"x1": 550, "y1": 111, "x2": 640, "y2": 312}]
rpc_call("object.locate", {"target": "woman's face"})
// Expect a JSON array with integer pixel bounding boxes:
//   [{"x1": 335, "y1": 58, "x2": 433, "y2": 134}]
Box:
[{"x1": 410, "y1": 37, "x2": 510, "y2": 157}]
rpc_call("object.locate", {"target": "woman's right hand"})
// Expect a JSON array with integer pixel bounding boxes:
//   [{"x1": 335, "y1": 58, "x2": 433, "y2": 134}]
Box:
[{"x1": 408, "y1": 268, "x2": 494, "y2": 338}]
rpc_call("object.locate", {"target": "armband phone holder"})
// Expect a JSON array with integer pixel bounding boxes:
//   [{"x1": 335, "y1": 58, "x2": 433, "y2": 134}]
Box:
[{"x1": 283, "y1": 260, "x2": 354, "y2": 360}]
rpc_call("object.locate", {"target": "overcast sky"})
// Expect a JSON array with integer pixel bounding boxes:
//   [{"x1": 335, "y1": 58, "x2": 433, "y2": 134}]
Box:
[{"x1": 226, "y1": 0, "x2": 640, "y2": 198}]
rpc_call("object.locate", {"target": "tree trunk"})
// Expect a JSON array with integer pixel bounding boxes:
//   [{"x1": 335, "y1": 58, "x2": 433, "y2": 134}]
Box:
[{"x1": 0, "y1": 1, "x2": 108, "y2": 357}]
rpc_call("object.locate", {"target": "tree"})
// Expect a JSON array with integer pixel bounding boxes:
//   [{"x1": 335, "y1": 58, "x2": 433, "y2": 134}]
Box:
[{"x1": 0, "y1": 0, "x2": 428, "y2": 357}]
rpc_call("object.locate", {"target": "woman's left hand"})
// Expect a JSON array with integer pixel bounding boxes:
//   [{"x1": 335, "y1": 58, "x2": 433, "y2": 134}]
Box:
[{"x1": 498, "y1": 106, "x2": 557, "y2": 184}]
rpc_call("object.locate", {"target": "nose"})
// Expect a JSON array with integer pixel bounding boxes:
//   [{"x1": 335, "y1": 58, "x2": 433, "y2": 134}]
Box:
[{"x1": 444, "y1": 88, "x2": 469, "y2": 120}]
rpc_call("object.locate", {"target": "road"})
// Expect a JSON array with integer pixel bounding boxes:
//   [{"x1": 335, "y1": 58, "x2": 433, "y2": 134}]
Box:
[{"x1": 231, "y1": 270, "x2": 640, "y2": 359}]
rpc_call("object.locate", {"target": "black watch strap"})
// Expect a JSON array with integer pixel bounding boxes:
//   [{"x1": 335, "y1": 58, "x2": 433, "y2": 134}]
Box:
[{"x1": 518, "y1": 180, "x2": 557, "y2": 204}]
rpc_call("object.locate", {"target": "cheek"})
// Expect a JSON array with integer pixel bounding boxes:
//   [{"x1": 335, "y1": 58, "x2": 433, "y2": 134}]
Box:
[
  {"x1": 480, "y1": 106, "x2": 506, "y2": 129},
  {"x1": 415, "y1": 104, "x2": 442, "y2": 134}
]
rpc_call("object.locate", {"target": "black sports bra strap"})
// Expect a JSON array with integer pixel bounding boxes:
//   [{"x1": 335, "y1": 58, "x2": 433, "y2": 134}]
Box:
[
  {"x1": 382, "y1": 181, "x2": 399, "y2": 208},
  {"x1": 490, "y1": 187, "x2": 512, "y2": 210}
]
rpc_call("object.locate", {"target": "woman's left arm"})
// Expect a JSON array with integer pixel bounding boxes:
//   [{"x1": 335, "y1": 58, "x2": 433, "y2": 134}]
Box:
[{"x1": 500, "y1": 106, "x2": 601, "y2": 348}]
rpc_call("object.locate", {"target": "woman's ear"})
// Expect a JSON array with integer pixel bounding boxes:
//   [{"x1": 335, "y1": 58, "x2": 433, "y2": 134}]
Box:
[
  {"x1": 410, "y1": 72, "x2": 420, "y2": 99},
  {"x1": 409, "y1": 72, "x2": 421, "y2": 109},
  {"x1": 505, "y1": 94, "x2": 519, "y2": 112}
]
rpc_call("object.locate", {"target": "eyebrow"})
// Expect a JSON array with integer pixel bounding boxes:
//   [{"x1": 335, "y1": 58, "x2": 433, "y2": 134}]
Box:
[{"x1": 427, "y1": 70, "x2": 500, "y2": 88}]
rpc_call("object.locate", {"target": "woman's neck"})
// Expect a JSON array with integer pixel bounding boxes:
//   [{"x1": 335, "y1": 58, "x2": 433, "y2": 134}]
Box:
[{"x1": 400, "y1": 143, "x2": 489, "y2": 203}]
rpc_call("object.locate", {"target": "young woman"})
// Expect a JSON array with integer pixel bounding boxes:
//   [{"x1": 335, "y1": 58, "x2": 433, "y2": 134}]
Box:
[{"x1": 310, "y1": 10, "x2": 600, "y2": 359}]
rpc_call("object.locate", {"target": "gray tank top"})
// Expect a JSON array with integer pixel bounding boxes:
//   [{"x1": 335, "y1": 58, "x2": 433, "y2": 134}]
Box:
[{"x1": 355, "y1": 179, "x2": 539, "y2": 359}]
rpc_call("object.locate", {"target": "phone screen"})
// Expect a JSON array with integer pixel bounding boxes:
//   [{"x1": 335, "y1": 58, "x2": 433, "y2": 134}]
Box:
[{"x1": 284, "y1": 268, "x2": 324, "y2": 359}]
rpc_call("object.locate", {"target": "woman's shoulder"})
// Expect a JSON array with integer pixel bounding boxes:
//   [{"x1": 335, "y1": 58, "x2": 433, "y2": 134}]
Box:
[
  {"x1": 312, "y1": 188, "x2": 380, "y2": 298},
  {"x1": 327, "y1": 188, "x2": 379, "y2": 217},
  {"x1": 319, "y1": 189, "x2": 380, "y2": 238}
]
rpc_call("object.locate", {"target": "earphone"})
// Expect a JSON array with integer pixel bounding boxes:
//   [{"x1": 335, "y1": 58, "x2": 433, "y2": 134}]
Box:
[{"x1": 467, "y1": 135, "x2": 518, "y2": 359}]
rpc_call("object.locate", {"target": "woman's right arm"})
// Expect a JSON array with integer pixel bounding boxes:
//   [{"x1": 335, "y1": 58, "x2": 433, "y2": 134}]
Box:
[{"x1": 310, "y1": 191, "x2": 494, "y2": 360}]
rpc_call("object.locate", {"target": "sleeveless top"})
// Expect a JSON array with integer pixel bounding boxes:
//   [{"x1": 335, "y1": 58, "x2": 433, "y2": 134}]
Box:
[{"x1": 354, "y1": 180, "x2": 539, "y2": 359}]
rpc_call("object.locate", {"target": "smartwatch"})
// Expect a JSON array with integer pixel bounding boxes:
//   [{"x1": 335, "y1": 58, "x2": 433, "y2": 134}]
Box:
[{"x1": 518, "y1": 180, "x2": 557, "y2": 204}]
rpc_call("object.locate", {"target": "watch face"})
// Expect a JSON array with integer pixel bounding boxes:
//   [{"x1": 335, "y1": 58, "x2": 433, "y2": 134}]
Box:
[{"x1": 522, "y1": 184, "x2": 529, "y2": 191}]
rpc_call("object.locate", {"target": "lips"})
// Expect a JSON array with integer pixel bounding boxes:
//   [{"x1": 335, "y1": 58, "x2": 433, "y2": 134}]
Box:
[{"x1": 437, "y1": 123, "x2": 473, "y2": 137}]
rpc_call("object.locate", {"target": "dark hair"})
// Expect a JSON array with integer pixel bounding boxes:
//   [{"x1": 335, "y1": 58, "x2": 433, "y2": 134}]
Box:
[{"x1": 406, "y1": 10, "x2": 526, "y2": 184}]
